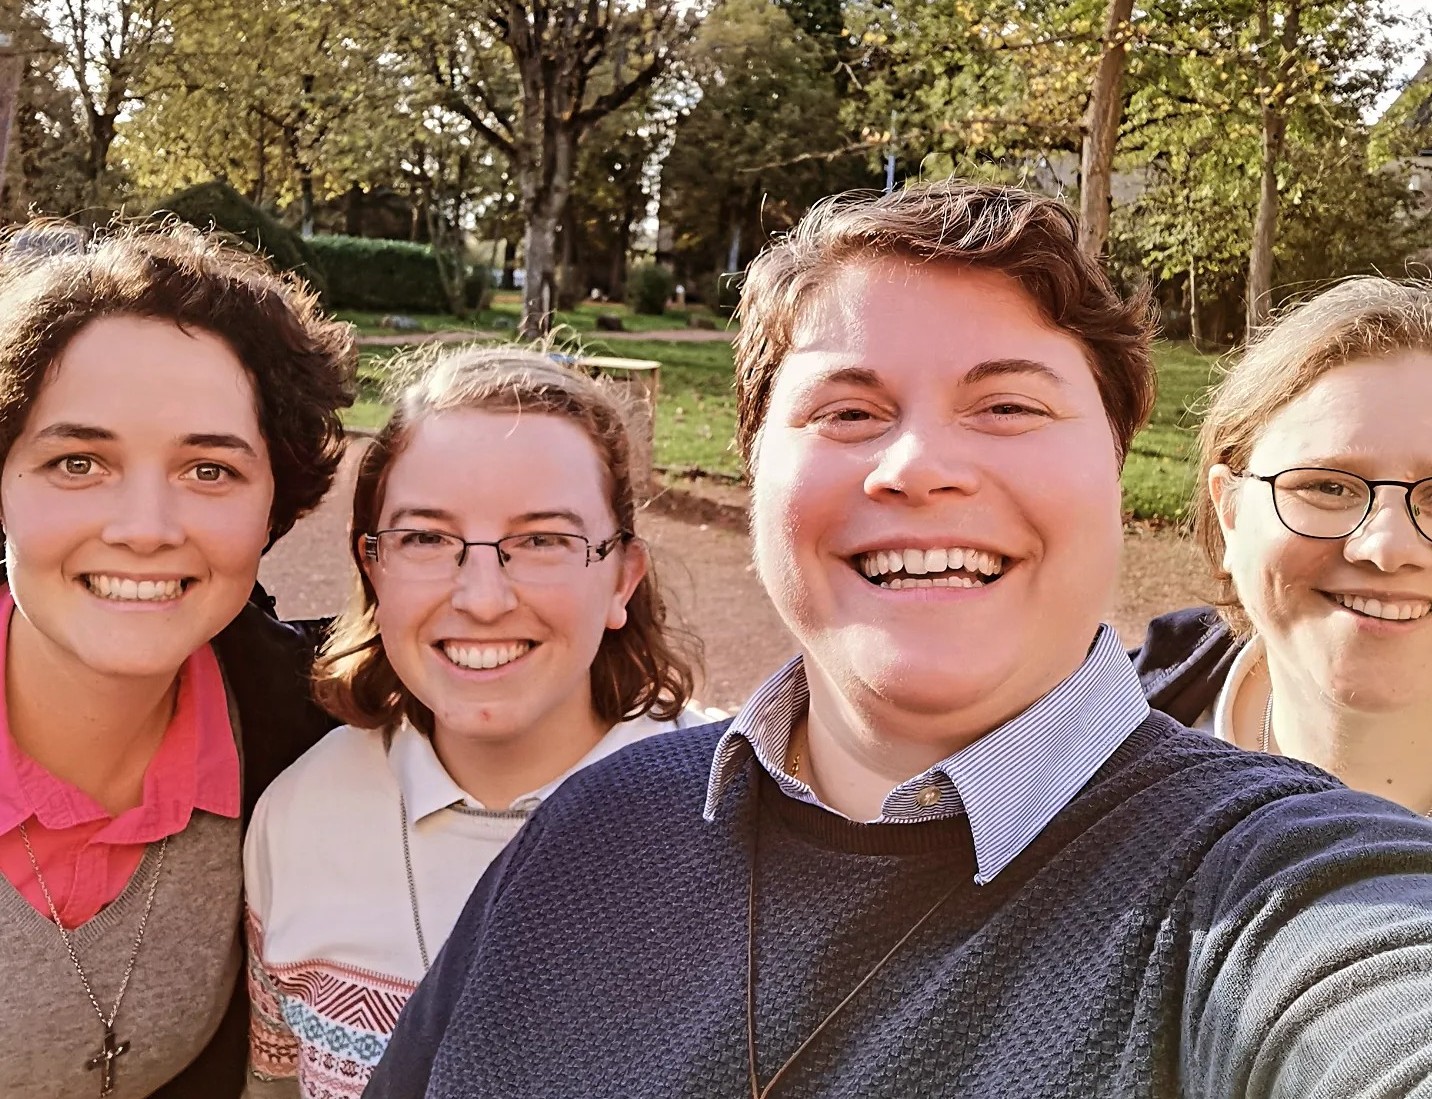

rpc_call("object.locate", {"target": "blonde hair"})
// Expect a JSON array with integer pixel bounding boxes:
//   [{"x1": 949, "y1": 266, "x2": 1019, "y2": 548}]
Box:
[
  {"x1": 1194, "y1": 277, "x2": 1432, "y2": 635},
  {"x1": 313, "y1": 345, "x2": 700, "y2": 732}
]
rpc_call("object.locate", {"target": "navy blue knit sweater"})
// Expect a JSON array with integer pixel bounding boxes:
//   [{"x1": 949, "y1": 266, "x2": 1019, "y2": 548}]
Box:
[{"x1": 366, "y1": 713, "x2": 1432, "y2": 1098}]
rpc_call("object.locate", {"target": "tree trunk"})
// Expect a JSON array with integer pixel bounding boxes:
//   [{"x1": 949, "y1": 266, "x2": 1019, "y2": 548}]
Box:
[
  {"x1": 0, "y1": 51, "x2": 26, "y2": 202},
  {"x1": 1245, "y1": 0, "x2": 1299, "y2": 334},
  {"x1": 518, "y1": 127, "x2": 576, "y2": 340},
  {"x1": 1078, "y1": 0, "x2": 1135, "y2": 258},
  {"x1": 1188, "y1": 262, "x2": 1204, "y2": 351},
  {"x1": 86, "y1": 110, "x2": 116, "y2": 185}
]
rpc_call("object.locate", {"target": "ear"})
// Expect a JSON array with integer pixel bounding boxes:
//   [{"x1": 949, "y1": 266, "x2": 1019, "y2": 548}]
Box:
[
  {"x1": 1208, "y1": 464, "x2": 1241, "y2": 565},
  {"x1": 605, "y1": 537, "x2": 650, "y2": 632}
]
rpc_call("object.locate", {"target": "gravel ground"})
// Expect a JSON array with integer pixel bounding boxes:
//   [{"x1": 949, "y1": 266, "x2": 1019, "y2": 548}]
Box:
[{"x1": 260, "y1": 443, "x2": 1208, "y2": 713}]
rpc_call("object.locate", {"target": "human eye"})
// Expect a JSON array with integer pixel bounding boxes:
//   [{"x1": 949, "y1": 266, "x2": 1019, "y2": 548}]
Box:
[
  {"x1": 512, "y1": 532, "x2": 582, "y2": 554},
  {"x1": 45, "y1": 454, "x2": 104, "y2": 480},
  {"x1": 182, "y1": 462, "x2": 240, "y2": 485},
  {"x1": 807, "y1": 402, "x2": 890, "y2": 441},
  {"x1": 399, "y1": 529, "x2": 452, "y2": 548}
]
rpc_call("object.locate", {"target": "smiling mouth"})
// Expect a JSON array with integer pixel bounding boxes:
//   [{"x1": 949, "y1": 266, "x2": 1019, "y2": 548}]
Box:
[
  {"x1": 856, "y1": 546, "x2": 1007, "y2": 590},
  {"x1": 440, "y1": 641, "x2": 535, "y2": 670},
  {"x1": 82, "y1": 574, "x2": 192, "y2": 602},
  {"x1": 1328, "y1": 593, "x2": 1432, "y2": 622}
]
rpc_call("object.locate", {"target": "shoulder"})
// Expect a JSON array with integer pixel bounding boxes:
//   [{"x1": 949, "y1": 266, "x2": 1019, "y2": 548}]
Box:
[
  {"x1": 247, "y1": 726, "x2": 389, "y2": 849},
  {"x1": 1128, "y1": 606, "x2": 1243, "y2": 726},
  {"x1": 532, "y1": 719, "x2": 733, "y2": 831},
  {"x1": 244, "y1": 725, "x2": 391, "y2": 897}
]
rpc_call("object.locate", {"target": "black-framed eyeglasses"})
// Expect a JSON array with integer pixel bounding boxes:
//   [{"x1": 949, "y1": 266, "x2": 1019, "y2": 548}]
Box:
[
  {"x1": 1243, "y1": 467, "x2": 1432, "y2": 542},
  {"x1": 362, "y1": 528, "x2": 631, "y2": 584}
]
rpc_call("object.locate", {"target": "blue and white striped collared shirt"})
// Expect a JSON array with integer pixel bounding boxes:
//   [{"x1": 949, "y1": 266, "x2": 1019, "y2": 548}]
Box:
[{"x1": 703, "y1": 624, "x2": 1150, "y2": 886}]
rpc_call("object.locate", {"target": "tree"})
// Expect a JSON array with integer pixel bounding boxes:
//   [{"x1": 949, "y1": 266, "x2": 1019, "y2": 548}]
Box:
[
  {"x1": 393, "y1": 0, "x2": 700, "y2": 338},
  {"x1": 47, "y1": 0, "x2": 199, "y2": 200},
  {"x1": 659, "y1": 0, "x2": 861, "y2": 287}
]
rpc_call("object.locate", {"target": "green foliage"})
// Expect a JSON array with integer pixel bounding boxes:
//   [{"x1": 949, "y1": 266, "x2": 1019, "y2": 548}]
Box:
[
  {"x1": 309, "y1": 235, "x2": 474, "y2": 313},
  {"x1": 150, "y1": 180, "x2": 328, "y2": 294},
  {"x1": 628, "y1": 263, "x2": 676, "y2": 315}
]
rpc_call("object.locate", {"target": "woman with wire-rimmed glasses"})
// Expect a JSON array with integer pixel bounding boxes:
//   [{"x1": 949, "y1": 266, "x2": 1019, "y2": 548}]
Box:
[
  {"x1": 240, "y1": 347, "x2": 710, "y2": 1099},
  {"x1": 1134, "y1": 277, "x2": 1432, "y2": 816}
]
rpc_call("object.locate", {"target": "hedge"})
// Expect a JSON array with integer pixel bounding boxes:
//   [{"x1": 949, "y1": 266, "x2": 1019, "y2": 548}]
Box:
[
  {"x1": 307, "y1": 234, "x2": 489, "y2": 313},
  {"x1": 150, "y1": 181, "x2": 328, "y2": 296}
]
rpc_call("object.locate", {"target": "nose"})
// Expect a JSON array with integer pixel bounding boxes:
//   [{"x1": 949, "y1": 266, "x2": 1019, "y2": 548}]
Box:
[
  {"x1": 863, "y1": 421, "x2": 980, "y2": 504},
  {"x1": 100, "y1": 471, "x2": 185, "y2": 553},
  {"x1": 1343, "y1": 487, "x2": 1432, "y2": 573},
  {"x1": 448, "y1": 544, "x2": 520, "y2": 620}
]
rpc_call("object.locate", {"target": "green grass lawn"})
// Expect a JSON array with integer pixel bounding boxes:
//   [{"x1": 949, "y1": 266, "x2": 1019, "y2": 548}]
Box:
[
  {"x1": 337, "y1": 290, "x2": 730, "y2": 339},
  {"x1": 343, "y1": 334, "x2": 1222, "y2": 522}
]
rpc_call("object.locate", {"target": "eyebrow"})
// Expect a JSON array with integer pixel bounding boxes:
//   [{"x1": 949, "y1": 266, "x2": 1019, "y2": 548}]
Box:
[
  {"x1": 961, "y1": 358, "x2": 1069, "y2": 387},
  {"x1": 796, "y1": 359, "x2": 1068, "y2": 392},
  {"x1": 32, "y1": 423, "x2": 260, "y2": 457},
  {"x1": 386, "y1": 507, "x2": 588, "y2": 531}
]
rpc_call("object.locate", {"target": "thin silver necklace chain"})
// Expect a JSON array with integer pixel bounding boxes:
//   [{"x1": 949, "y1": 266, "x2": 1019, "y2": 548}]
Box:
[
  {"x1": 18, "y1": 823, "x2": 170, "y2": 1035},
  {"x1": 397, "y1": 792, "x2": 432, "y2": 971},
  {"x1": 1259, "y1": 693, "x2": 1432, "y2": 818},
  {"x1": 397, "y1": 789, "x2": 538, "y2": 972}
]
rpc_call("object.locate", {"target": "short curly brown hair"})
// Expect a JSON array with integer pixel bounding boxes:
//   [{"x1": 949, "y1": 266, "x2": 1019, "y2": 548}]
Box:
[
  {"x1": 0, "y1": 219, "x2": 355, "y2": 543},
  {"x1": 733, "y1": 181, "x2": 1157, "y2": 470}
]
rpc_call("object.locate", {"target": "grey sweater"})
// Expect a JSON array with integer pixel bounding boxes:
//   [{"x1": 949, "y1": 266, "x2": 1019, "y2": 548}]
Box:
[{"x1": 0, "y1": 809, "x2": 242, "y2": 1099}]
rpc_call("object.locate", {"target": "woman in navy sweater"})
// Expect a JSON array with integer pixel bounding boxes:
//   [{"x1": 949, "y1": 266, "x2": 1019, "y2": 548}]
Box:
[{"x1": 369, "y1": 185, "x2": 1432, "y2": 1098}]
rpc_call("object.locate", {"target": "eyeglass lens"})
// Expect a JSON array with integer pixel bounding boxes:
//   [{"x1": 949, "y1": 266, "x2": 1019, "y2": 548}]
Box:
[
  {"x1": 376, "y1": 530, "x2": 593, "y2": 583},
  {"x1": 1270, "y1": 469, "x2": 1432, "y2": 539}
]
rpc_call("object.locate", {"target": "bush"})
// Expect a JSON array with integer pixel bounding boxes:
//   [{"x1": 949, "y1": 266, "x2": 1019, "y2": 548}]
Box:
[
  {"x1": 150, "y1": 181, "x2": 327, "y2": 296},
  {"x1": 309, "y1": 234, "x2": 487, "y2": 313},
  {"x1": 628, "y1": 262, "x2": 675, "y2": 315}
]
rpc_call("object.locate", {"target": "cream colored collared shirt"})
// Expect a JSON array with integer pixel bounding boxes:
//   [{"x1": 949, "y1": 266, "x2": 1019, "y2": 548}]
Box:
[
  {"x1": 1208, "y1": 636, "x2": 1265, "y2": 749},
  {"x1": 242, "y1": 708, "x2": 711, "y2": 1099}
]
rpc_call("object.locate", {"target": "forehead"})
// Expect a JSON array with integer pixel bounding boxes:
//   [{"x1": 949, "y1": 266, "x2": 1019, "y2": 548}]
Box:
[
  {"x1": 381, "y1": 408, "x2": 613, "y2": 521},
  {"x1": 778, "y1": 259, "x2": 1094, "y2": 391},
  {"x1": 26, "y1": 315, "x2": 261, "y2": 439},
  {"x1": 1251, "y1": 352, "x2": 1432, "y2": 470}
]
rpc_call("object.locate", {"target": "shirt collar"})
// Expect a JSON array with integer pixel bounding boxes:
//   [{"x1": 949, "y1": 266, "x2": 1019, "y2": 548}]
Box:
[
  {"x1": 0, "y1": 588, "x2": 240, "y2": 839},
  {"x1": 704, "y1": 624, "x2": 1150, "y2": 885},
  {"x1": 389, "y1": 710, "x2": 688, "y2": 821},
  {"x1": 1213, "y1": 635, "x2": 1265, "y2": 748}
]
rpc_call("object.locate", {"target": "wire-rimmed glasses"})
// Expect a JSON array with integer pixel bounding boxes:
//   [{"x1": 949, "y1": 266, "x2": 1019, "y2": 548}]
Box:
[
  {"x1": 1244, "y1": 467, "x2": 1432, "y2": 542},
  {"x1": 362, "y1": 528, "x2": 631, "y2": 584}
]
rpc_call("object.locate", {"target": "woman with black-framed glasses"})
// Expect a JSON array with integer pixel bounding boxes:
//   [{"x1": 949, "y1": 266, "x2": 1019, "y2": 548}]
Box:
[
  {"x1": 1133, "y1": 277, "x2": 1432, "y2": 816},
  {"x1": 240, "y1": 347, "x2": 711, "y2": 1099}
]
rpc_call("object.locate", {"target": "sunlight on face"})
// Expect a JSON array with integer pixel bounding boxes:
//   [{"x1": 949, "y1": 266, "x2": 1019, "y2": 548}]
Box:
[
  {"x1": 365, "y1": 409, "x2": 646, "y2": 747},
  {"x1": 0, "y1": 315, "x2": 274, "y2": 682},
  {"x1": 1213, "y1": 352, "x2": 1432, "y2": 711},
  {"x1": 750, "y1": 259, "x2": 1123, "y2": 739}
]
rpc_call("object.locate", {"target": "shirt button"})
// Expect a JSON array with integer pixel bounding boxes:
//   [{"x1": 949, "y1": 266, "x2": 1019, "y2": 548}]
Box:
[{"x1": 916, "y1": 786, "x2": 941, "y2": 808}]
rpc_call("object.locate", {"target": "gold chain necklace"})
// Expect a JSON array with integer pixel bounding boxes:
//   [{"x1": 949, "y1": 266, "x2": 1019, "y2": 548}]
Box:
[
  {"x1": 18, "y1": 823, "x2": 169, "y2": 1097},
  {"x1": 744, "y1": 775, "x2": 959, "y2": 1097}
]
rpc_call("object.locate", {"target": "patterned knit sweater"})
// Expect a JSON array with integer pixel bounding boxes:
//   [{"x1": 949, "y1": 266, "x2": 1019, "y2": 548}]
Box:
[{"x1": 365, "y1": 714, "x2": 1432, "y2": 1099}]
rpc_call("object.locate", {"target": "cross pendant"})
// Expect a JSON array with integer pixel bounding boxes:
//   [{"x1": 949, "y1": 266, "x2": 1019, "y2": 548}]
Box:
[{"x1": 85, "y1": 1027, "x2": 129, "y2": 1097}]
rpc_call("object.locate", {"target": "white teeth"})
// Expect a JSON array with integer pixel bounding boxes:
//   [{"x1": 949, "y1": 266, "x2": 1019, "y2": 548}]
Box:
[
  {"x1": 857, "y1": 546, "x2": 1006, "y2": 581},
  {"x1": 1333, "y1": 594, "x2": 1431, "y2": 622},
  {"x1": 85, "y1": 575, "x2": 183, "y2": 602},
  {"x1": 442, "y1": 641, "x2": 533, "y2": 670}
]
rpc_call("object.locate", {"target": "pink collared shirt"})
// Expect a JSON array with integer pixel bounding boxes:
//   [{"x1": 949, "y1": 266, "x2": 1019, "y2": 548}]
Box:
[{"x1": 0, "y1": 588, "x2": 240, "y2": 926}]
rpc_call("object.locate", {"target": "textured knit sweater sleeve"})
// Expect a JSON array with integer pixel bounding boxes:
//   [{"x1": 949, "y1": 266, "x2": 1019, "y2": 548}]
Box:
[
  {"x1": 362, "y1": 813, "x2": 545, "y2": 1099},
  {"x1": 1182, "y1": 788, "x2": 1432, "y2": 1098}
]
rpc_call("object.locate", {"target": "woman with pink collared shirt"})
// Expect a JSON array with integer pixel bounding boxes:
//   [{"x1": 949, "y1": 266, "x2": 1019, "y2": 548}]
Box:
[{"x1": 0, "y1": 222, "x2": 351, "y2": 1099}]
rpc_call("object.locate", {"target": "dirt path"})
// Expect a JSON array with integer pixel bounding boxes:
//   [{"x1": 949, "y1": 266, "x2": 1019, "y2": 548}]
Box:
[{"x1": 260, "y1": 446, "x2": 1208, "y2": 713}]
